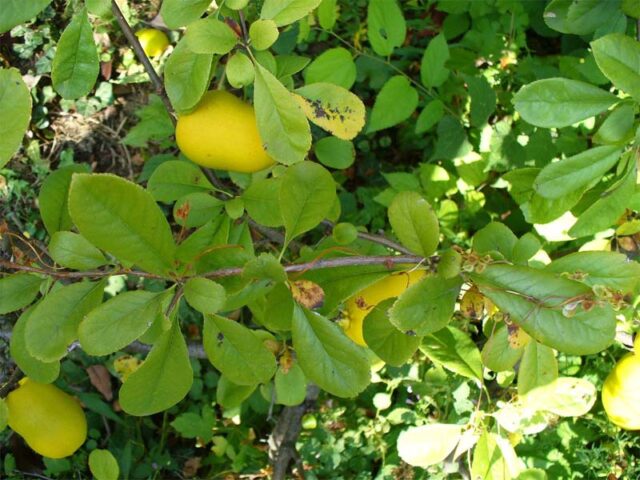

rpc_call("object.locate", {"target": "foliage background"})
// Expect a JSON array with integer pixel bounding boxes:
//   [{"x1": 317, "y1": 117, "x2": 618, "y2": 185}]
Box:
[{"x1": 1, "y1": 0, "x2": 640, "y2": 479}]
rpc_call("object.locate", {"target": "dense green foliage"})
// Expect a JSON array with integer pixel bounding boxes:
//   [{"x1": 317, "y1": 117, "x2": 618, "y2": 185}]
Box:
[{"x1": 1, "y1": 0, "x2": 640, "y2": 479}]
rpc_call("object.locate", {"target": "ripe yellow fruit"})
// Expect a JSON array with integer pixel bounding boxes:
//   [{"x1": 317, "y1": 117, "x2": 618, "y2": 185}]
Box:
[
  {"x1": 135, "y1": 28, "x2": 170, "y2": 57},
  {"x1": 176, "y1": 90, "x2": 275, "y2": 173},
  {"x1": 342, "y1": 270, "x2": 426, "y2": 346},
  {"x1": 6, "y1": 378, "x2": 87, "y2": 458},
  {"x1": 602, "y1": 351, "x2": 640, "y2": 430}
]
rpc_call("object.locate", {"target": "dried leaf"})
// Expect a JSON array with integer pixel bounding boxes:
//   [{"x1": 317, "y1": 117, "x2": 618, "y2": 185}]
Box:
[
  {"x1": 290, "y1": 280, "x2": 325, "y2": 310},
  {"x1": 86, "y1": 364, "x2": 113, "y2": 401}
]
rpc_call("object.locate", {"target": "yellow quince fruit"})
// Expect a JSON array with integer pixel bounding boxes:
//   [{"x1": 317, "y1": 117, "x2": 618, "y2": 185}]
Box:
[
  {"x1": 341, "y1": 269, "x2": 426, "y2": 346},
  {"x1": 6, "y1": 378, "x2": 87, "y2": 458},
  {"x1": 135, "y1": 28, "x2": 170, "y2": 57},
  {"x1": 176, "y1": 90, "x2": 275, "y2": 173},
  {"x1": 602, "y1": 339, "x2": 640, "y2": 430}
]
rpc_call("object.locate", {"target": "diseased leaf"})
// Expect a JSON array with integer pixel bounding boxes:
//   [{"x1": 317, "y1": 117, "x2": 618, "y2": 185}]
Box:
[{"x1": 294, "y1": 83, "x2": 365, "y2": 140}]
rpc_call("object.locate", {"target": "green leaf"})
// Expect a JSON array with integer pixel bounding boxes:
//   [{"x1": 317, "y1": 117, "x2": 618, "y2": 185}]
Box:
[
  {"x1": 203, "y1": 315, "x2": 277, "y2": 385},
  {"x1": 147, "y1": 160, "x2": 214, "y2": 203},
  {"x1": 421, "y1": 326, "x2": 483, "y2": 381},
  {"x1": 389, "y1": 275, "x2": 461, "y2": 337},
  {"x1": 159, "y1": 0, "x2": 211, "y2": 29},
  {"x1": 79, "y1": 290, "x2": 167, "y2": 355},
  {"x1": 165, "y1": 39, "x2": 215, "y2": 114},
  {"x1": 481, "y1": 323, "x2": 524, "y2": 373},
  {"x1": 0, "y1": 68, "x2": 31, "y2": 168},
  {"x1": 317, "y1": 0, "x2": 337, "y2": 29},
  {"x1": 249, "y1": 19, "x2": 279, "y2": 50},
  {"x1": 0, "y1": 273, "x2": 43, "y2": 314},
  {"x1": 292, "y1": 306, "x2": 370, "y2": 397},
  {"x1": 523, "y1": 377, "x2": 597, "y2": 417},
  {"x1": 88, "y1": 450, "x2": 119, "y2": 480},
  {"x1": 0, "y1": 0, "x2": 51, "y2": 33},
  {"x1": 122, "y1": 95, "x2": 174, "y2": 147},
  {"x1": 367, "y1": 0, "x2": 405, "y2": 56},
  {"x1": 474, "y1": 265, "x2": 616, "y2": 355},
  {"x1": 415, "y1": 99, "x2": 444, "y2": 134},
  {"x1": 225, "y1": 52, "x2": 255, "y2": 88},
  {"x1": 466, "y1": 74, "x2": 496, "y2": 127},
  {"x1": 260, "y1": 282, "x2": 294, "y2": 331},
  {"x1": 513, "y1": 78, "x2": 618, "y2": 128},
  {"x1": 275, "y1": 363, "x2": 307, "y2": 406},
  {"x1": 184, "y1": 277, "x2": 226, "y2": 314},
  {"x1": 294, "y1": 83, "x2": 365, "y2": 140},
  {"x1": 518, "y1": 469, "x2": 548, "y2": 480},
  {"x1": 0, "y1": 398, "x2": 8, "y2": 433},
  {"x1": 51, "y1": 8, "x2": 99, "y2": 99},
  {"x1": 569, "y1": 161, "x2": 636, "y2": 238},
  {"x1": 119, "y1": 321, "x2": 193, "y2": 416},
  {"x1": 260, "y1": 0, "x2": 322, "y2": 27},
  {"x1": 591, "y1": 33, "x2": 640, "y2": 102},
  {"x1": 471, "y1": 432, "x2": 513, "y2": 480},
  {"x1": 38, "y1": 164, "x2": 90, "y2": 235},
  {"x1": 593, "y1": 104, "x2": 635, "y2": 145},
  {"x1": 69, "y1": 173, "x2": 176, "y2": 276},
  {"x1": 367, "y1": 76, "x2": 419, "y2": 133},
  {"x1": 216, "y1": 375, "x2": 256, "y2": 409},
  {"x1": 363, "y1": 299, "x2": 420, "y2": 367},
  {"x1": 49, "y1": 231, "x2": 107, "y2": 270},
  {"x1": 254, "y1": 64, "x2": 311, "y2": 165},
  {"x1": 397, "y1": 424, "x2": 462, "y2": 468},
  {"x1": 10, "y1": 309, "x2": 60, "y2": 383},
  {"x1": 243, "y1": 177, "x2": 284, "y2": 227},
  {"x1": 388, "y1": 191, "x2": 440, "y2": 257},
  {"x1": 314, "y1": 137, "x2": 355, "y2": 170},
  {"x1": 534, "y1": 146, "x2": 621, "y2": 199},
  {"x1": 25, "y1": 280, "x2": 105, "y2": 362},
  {"x1": 279, "y1": 161, "x2": 336, "y2": 243},
  {"x1": 545, "y1": 251, "x2": 640, "y2": 293},
  {"x1": 185, "y1": 17, "x2": 238, "y2": 54},
  {"x1": 420, "y1": 33, "x2": 450, "y2": 88},
  {"x1": 303, "y1": 47, "x2": 356, "y2": 89},
  {"x1": 517, "y1": 342, "x2": 557, "y2": 396},
  {"x1": 472, "y1": 222, "x2": 517, "y2": 260},
  {"x1": 171, "y1": 406, "x2": 215, "y2": 440}
]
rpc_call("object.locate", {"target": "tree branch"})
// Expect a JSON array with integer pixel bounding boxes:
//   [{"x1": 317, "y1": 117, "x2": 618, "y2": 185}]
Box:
[
  {"x1": 269, "y1": 384, "x2": 320, "y2": 480},
  {"x1": 0, "y1": 254, "x2": 427, "y2": 281},
  {"x1": 322, "y1": 220, "x2": 415, "y2": 255},
  {"x1": 111, "y1": 0, "x2": 176, "y2": 125}
]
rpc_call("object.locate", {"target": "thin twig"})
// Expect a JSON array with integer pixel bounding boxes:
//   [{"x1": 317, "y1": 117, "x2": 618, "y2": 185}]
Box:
[
  {"x1": 321, "y1": 220, "x2": 415, "y2": 255},
  {"x1": 0, "y1": 367, "x2": 24, "y2": 398},
  {"x1": 0, "y1": 254, "x2": 426, "y2": 281},
  {"x1": 110, "y1": 0, "x2": 176, "y2": 126}
]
